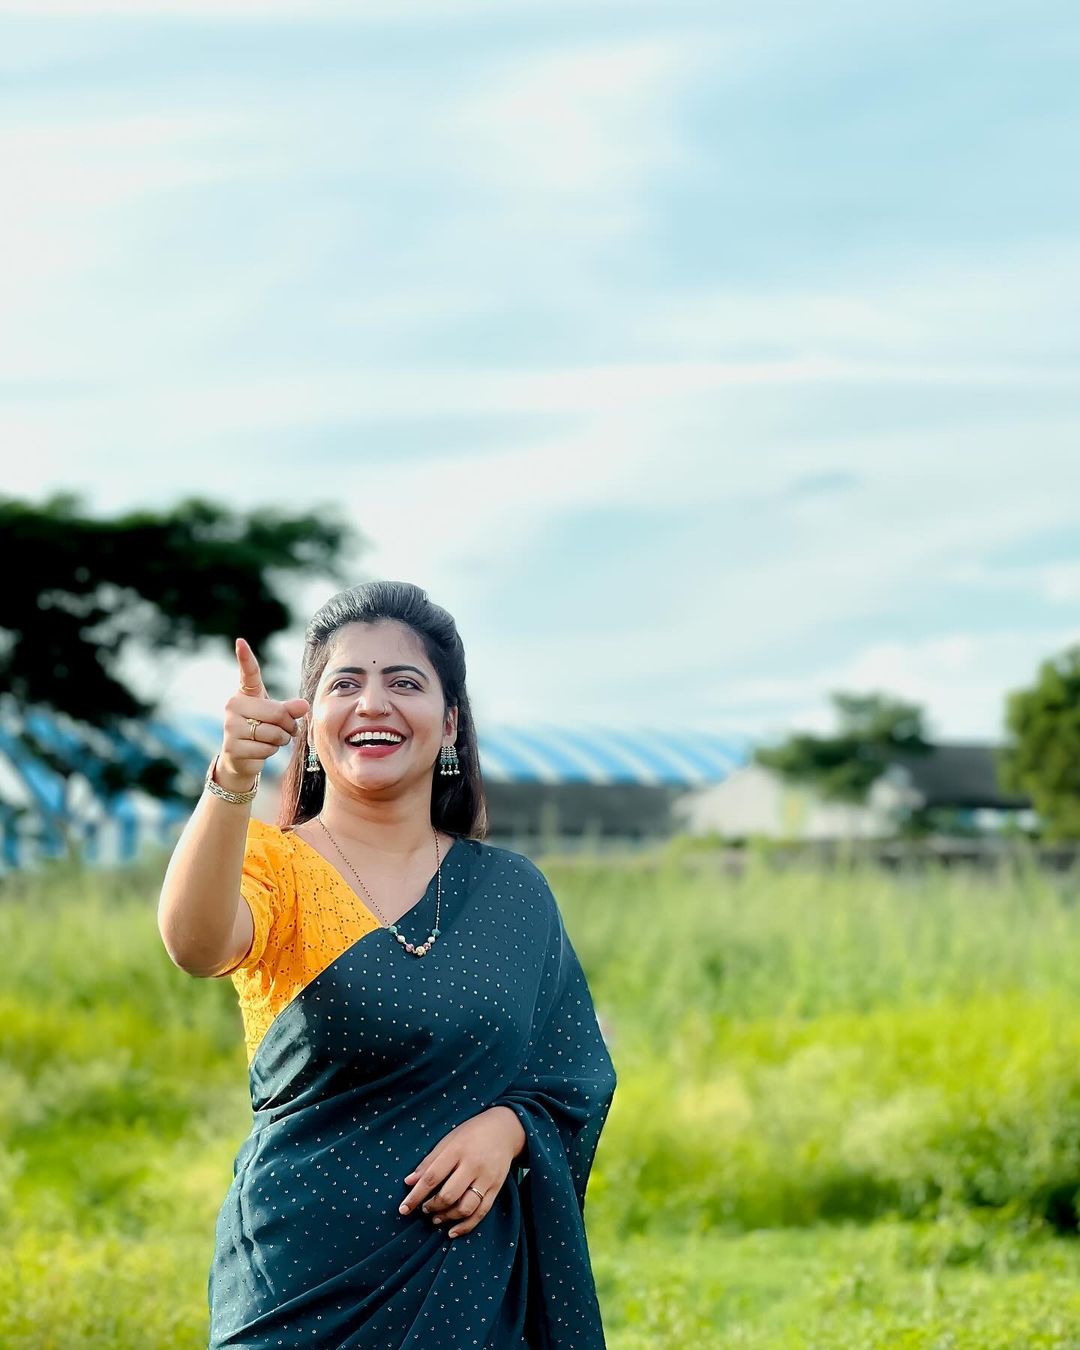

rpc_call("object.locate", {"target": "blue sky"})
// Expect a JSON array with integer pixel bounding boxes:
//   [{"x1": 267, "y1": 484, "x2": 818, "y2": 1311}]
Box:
[{"x1": 2, "y1": 0, "x2": 1079, "y2": 745}]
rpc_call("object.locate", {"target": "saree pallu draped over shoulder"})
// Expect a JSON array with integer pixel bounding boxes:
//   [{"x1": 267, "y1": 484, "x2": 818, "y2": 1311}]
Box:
[{"x1": 208, "y1": 822, "x2": 617, "y2": 1350}]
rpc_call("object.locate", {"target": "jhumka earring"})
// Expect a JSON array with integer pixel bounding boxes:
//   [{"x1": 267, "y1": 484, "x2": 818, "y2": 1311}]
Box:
[
  {"x1": 306, "y1": 742, "x2": 321, "y2": 774},
  {"x1": 439, "y1": 743, "x2": 460, "y2": 776}
]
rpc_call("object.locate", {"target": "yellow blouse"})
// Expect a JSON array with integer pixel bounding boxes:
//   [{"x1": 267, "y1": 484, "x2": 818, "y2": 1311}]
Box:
[{"x1": 215, "y1": 817, "x2": 381, "y2": 1065}]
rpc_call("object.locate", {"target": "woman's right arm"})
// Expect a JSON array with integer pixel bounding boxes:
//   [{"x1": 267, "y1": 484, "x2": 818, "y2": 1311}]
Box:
[{"x1": 156, "y1": 638, "x2": 309, "y2": 978}]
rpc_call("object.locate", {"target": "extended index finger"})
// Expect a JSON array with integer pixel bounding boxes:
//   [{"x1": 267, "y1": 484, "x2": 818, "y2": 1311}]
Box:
[{"x1": 235, "y1": 638, "x2": 267, "y2": 697}]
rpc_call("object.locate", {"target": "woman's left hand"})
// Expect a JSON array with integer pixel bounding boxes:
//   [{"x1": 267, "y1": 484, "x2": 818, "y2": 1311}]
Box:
[{"x1": 398, "y1": 1106, "x2": 526, "y2": 1239}]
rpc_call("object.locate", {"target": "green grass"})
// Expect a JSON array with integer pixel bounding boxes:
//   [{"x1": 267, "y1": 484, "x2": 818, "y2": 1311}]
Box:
[{"x1": 2, "y1": 844, "x2": 1080, "y2": 1346}]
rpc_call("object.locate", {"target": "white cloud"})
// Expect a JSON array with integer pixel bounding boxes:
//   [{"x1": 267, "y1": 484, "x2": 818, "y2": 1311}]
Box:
[
  {"x1": 1031, "y1": 564, "x2": 1080, "y2": 604},
  {"x1": 0, "y1": 0, "x2": 660, "y2": 16},
  {"x1": 0, "y1": 112, "x2": 249, "y2": 312},
  {"x1": 949, "y1": 559, "x2": 1080, "y2": 606},
  {"x1": 0, "y1": 0, "x2": 504, "y2": 16},
  {"x1": 645, "y1": 243, "x2": 1080, "y2": 365},
  {"x1": 453, "y1": 40, "x2": 688, "y2": 201},
  {"x1": 709, "y1": 627, "x2": 1080, "y2": 743}
]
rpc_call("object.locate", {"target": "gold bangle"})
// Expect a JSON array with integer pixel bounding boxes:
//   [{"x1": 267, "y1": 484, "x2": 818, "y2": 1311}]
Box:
[{"x1": 204, "y1": 754, "x2": 260, "y2": 805}]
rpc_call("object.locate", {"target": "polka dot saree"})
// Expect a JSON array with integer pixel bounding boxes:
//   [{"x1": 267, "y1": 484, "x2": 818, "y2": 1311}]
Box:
[{"x1": 207, "y1": 819, "x2": 617, "y2": 1348}]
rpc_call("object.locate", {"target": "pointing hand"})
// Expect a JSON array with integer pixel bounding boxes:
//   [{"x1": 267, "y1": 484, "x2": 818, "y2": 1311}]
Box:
[{"x1": 217, "y1": 638, "x2": 310, "y2": 791}]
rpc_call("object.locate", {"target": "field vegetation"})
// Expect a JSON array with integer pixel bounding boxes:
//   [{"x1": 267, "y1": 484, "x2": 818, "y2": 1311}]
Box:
[{"x1": 2, "y1": 841, "x2": 1080, "y2": 1346}]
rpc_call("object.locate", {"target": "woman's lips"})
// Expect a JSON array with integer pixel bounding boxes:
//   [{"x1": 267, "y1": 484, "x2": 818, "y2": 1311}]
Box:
[{"x1": 348, "y1": 740, "x2": 405, "y2": 758}]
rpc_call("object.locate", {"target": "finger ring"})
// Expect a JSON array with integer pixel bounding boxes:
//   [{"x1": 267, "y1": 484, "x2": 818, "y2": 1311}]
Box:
[
  {"x1": 247, "y1": 718, "x2": 260, "y2": 740},
  {"x1": 467, "y1": 1185, "x2": 485, "y2": 1201}
]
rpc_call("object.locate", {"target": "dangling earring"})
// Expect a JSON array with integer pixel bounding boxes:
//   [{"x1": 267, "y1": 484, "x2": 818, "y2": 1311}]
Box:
[
  {"x1": 439, "y1": 743, "x2": 460, "y2": 776},
  {"x1": 306, "y1": 742, "x2": 321, "y2": 774}
]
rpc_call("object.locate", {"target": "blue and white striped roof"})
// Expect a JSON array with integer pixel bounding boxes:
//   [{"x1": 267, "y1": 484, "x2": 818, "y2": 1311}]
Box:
[
  {"x1": 169, "y1": 716, "x2": 749, "y2": 788},
  {"x1": 0, "y1": 710, "x2": 748, "y2": 866},
  {"x1": 475, "y1": 721, "x2": 747, "y2": 786}
]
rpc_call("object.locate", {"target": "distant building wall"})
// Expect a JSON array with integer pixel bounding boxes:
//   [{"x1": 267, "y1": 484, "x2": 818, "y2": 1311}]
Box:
[{"x1": 674, "y1": 763, "x2": 896, "y2": 841}]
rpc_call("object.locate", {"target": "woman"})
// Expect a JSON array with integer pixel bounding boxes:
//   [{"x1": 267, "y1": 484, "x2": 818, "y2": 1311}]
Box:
[{"x1": 157, "y1": 581, "x2": 617, "y2": 1349}]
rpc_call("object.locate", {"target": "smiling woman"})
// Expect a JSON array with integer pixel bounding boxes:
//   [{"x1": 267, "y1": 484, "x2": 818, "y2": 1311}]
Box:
[{"x1": 155, "y1": 579, "x2": 617, "y2": 1350}]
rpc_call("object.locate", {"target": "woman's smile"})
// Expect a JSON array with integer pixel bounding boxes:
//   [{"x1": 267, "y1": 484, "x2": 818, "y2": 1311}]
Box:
[{"x1": 348, "y1": 739, "x2": 406, "y2": 759}]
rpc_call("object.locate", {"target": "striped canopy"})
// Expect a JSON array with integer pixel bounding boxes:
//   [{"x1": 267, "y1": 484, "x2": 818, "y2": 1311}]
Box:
[
  {"x1": 171, "y1": 716, "x2": 747, "y2": 788},
  {"x1": 0, "y1": 710, "x2": 748, "y2": 865}
]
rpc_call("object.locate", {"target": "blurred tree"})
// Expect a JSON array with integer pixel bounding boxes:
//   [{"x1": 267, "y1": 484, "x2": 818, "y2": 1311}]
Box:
[
  {"x1": 998, "y1": 645, "x2": 1080, "y2": 839},
  {"x1": 0, "y1": 493, "x2": 356, "y2": 820},
  {"x1": 754, "y1": 691, "x2": 931, "y2": 805}
]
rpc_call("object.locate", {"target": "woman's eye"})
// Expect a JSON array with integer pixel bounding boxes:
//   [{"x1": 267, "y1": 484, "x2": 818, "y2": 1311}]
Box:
[{"x1": 330, "y1": 679, "x2": 419, "y2": 692}]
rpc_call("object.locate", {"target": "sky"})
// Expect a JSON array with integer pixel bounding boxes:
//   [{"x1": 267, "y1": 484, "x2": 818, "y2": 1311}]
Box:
[{"x1": 3, "y1": 0, "x2": 1079, "y2": 747}]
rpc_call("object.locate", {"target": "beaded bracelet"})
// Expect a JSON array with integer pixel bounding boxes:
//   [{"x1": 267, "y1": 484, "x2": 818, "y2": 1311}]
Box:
[{"x1": 204, "y1": 754, "x2": 260, "y2": 805}]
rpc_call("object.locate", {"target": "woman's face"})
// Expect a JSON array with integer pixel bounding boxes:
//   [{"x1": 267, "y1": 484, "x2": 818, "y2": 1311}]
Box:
[{"x1": 310, "y1": 619, "x2": 457, "y2": 794}]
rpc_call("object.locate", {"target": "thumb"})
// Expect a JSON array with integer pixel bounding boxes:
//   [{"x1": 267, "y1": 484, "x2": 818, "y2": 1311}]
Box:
[
  {"x1": 235, "y1": 638, "x2": 267, "y2": 697},
  {"x1": 284, "y1": 697, "x2": 311, "y2": 718}
]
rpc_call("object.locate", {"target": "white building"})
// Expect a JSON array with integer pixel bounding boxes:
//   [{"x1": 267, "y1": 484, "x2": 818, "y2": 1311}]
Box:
[{"x1": 673, "y1": 743, "x2": 1036, "y2": 841}]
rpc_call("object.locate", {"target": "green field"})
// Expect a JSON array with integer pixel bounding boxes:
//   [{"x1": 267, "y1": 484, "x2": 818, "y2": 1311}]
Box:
[{"x1": 3, "y1": 842, "x2": 1080, "y2": 1347}]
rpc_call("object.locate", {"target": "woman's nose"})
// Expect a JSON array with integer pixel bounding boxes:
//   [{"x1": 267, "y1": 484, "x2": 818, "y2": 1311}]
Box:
[{"x1": 355, "y1": 690, "x2": 390, "y2": 712}]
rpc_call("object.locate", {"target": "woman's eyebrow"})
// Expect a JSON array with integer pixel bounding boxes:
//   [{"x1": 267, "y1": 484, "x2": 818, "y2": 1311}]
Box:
[{"x1": 329, "y1": 665, "x2": 428, "y2": 681}]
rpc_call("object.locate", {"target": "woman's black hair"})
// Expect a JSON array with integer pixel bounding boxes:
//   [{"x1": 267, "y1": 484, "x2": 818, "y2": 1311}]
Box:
[{"x1": 277, "y1": 580, "x2": 488, "y2": 840}]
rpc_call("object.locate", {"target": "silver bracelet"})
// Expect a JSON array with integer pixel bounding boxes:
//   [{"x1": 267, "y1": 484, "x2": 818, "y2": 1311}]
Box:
[{"x1": 204, "y1": 754, "x2": 260, "y2": 805}]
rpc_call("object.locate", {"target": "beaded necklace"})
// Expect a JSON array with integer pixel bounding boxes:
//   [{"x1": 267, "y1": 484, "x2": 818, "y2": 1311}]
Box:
[{"x1": 316, "y1": 818, "x2": 442, "y2": 958}]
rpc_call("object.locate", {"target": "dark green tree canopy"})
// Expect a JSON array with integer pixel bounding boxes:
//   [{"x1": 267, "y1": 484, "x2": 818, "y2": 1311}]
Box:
[
  {"x1": 998, "y1": 645, "x2": 1080, "y2": 840},
  {"x1": 1, "y1": 493, "x2": 355, "y2": 809},
  {"x1": 754, "y1": 691, "x2": 931, "y2": 804}
]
